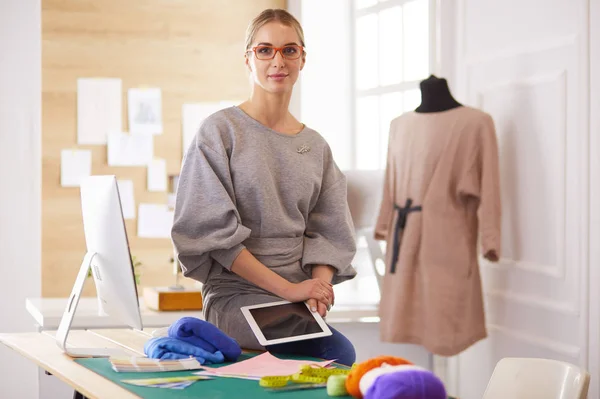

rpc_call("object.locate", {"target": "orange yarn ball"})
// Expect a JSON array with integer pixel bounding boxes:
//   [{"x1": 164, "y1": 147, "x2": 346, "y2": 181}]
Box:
[{"x1": 345, "y1": 356, "x2": 413, "y2": 398}]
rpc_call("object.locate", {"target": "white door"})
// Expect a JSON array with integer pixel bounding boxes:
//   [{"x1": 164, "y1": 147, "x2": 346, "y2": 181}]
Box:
[{"x1": 444, "y1": 0, "x2": 595, "y2": 398}]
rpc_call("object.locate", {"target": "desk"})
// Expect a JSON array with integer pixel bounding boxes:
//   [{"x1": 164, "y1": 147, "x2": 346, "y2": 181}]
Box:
[
  {"x1": 25, "y1": 297, "x2": 379, "y2": 330},
  {"x1": 0, "y1": 329, "x2": 152, "y2": 399},
  {"x1": 21, "y1": 298, "x2": 379, "y2": 398},
  {"x1": 1, "y1": 329, "x2": 359, "y2": 399},
  {"x1": 1, "y1": 330, "x2": 458, "y2": 399}
]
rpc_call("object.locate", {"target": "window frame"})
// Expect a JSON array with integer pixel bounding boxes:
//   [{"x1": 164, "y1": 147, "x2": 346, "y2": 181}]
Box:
[{"x1": 349, "y1": 0, "x2": 438, "y2": 170}]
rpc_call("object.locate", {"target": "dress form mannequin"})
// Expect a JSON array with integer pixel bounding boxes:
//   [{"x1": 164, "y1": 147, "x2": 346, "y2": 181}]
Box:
[
  {"x1": 413, "y1": 75, "x2": 499, "y2": 263},
  {"x1": 415, "y1": 75, "x2": 462, "y2": 113}
]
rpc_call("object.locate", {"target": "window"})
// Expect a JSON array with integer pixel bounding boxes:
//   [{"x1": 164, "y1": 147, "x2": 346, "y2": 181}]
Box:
[
  {"x1": 352, "y1": 0, "x2": 434, "y2": 170},
  {"x1": 332, "y1": 0, "x2": 434, "y2": 307}
]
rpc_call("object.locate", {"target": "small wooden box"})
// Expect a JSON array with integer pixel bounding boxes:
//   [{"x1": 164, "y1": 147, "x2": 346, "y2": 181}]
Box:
[{"x1": 143, "y1": 286, "x2": 203, "y2": 311}]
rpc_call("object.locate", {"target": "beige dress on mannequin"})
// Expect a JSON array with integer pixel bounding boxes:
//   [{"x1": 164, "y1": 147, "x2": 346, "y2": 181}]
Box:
[{"x1": 374, "y1": 105, "x2": 501, "y2": 356}]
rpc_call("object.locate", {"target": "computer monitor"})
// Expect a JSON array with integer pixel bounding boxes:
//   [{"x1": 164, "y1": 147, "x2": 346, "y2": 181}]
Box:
[{"x1": 55, "y1": 175, "x2": 143, "y2": 357}]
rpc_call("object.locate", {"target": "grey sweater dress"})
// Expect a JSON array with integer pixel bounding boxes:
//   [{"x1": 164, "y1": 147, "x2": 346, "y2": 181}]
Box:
[{"x1": 171, "y1": 106, "x2": 357, "y2": 350}]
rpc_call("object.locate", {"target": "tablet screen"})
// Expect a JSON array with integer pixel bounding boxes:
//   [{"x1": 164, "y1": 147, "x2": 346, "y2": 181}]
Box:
[{"x1": 248, "y1": 302, "x2": 324, "y2": 341}]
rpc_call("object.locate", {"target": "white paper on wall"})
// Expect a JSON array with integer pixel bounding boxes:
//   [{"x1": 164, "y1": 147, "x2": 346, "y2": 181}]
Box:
[
  {"x1": 137, "y1": 203, "x2": 174, "y2": 238},
  {"x1": 116, "y1": 179, "x2": 136, "y2": 219},
  {"x1": 167, "y1": 193, "x2": 177, "y2": 210},
  {"x1": 107, "y1": 131, "x2": 154, "y2": 166},
  {"x1": 77, "y1": 78, "x2": 122, "y2": 145},
  {"x1": 60, "y1": 149, "x2": 92, "y2": 187},
  {"x1": 147, "y1": 158, "x2": 167, "y2": 192},
  {"x1": 128, "y1": 87, "x2": 163, "y2": 135}
]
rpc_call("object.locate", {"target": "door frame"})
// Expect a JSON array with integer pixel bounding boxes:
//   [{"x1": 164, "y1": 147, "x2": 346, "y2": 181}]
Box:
[{"x1": 587, "y1": 0, "x2": 599, "y2": 398}]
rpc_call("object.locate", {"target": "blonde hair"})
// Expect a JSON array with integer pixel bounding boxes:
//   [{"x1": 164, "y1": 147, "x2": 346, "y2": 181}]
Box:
[{"x1": 245, "y1": 9, "x2": 305, "y2": 50}]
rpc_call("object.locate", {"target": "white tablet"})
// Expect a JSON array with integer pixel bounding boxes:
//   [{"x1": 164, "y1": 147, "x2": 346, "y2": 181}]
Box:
[{"x1": 240, "y1": 301, "x2": 332, "y2": 346}]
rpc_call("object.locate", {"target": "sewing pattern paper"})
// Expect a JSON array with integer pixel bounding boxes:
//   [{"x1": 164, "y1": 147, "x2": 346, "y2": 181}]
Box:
[
  {"x1": 128, "y1": 88, "x2": 163, "y2": 135},
  {"x1": 121, "y1": 376, "x2": 211, "y2": 389},
  {"x1": 195, "y1": 352, "x2": 335, "y2": 380}
]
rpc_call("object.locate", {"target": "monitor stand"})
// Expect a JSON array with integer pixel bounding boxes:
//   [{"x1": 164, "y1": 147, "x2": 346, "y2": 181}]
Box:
[{"x1": 55, "y1": 251, "x2": 129, "y2": 358}]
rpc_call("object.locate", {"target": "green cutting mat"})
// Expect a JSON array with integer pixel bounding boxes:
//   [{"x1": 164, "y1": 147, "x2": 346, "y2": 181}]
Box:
[{"x1": 75, "y1": 353, "x2": 353, "y2": 399}]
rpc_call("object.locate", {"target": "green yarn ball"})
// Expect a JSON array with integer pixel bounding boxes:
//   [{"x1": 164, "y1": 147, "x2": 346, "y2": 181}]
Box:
[{"x1": 327, "y1": 374, "x2": 349, "y2": 397}]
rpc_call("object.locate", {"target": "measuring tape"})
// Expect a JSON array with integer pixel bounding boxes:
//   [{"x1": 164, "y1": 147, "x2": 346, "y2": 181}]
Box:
[{"x1": 259, "y1": 364, "x2": 353, "y2": 388}]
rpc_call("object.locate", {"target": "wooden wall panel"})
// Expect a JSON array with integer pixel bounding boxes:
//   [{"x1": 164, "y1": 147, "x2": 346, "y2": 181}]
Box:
[{"x1": 42, "y1": 0, "x2": 286, "y2": 297}]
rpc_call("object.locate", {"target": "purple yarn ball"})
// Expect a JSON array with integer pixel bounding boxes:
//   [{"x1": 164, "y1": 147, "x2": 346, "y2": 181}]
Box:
[{"x1": 364, "y1": 369, "x2": 447, "y2": 399}]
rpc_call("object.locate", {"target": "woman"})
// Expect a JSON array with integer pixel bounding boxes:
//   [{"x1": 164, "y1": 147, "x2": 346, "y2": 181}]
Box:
[{"x1": 171, "y1": 8, "x2": 357, "y2": 366}]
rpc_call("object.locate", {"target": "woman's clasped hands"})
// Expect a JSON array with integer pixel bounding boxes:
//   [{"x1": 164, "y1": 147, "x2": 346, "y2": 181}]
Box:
[{"x1": 284, "y1": 278, "x2": 334, "y2": 317}]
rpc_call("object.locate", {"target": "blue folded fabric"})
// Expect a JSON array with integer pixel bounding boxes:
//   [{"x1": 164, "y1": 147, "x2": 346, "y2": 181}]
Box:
[
  {"x1": 168, "y1": 317, "x2": 242, "y2": 361},
  {"x1": 144, "y1": 336, "x2": 225, "y2": 364}
]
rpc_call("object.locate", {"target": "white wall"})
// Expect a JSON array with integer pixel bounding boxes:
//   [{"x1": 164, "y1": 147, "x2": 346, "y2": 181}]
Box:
[
  {"x1": 286, "y1": 0, "x2": 302, "y2": 122},
  {"x1": 435, "y1": 0, "x2": 458, "y2": 86},
  {"x1": 447, "y1": 0, "x2": 595, "y2": 398},
  {"x1": 288, "y1": 0, "x2": 353, "y2": 170},
  {"x1": 0, "y1": 0, "x2": 42, "y2": 398}
]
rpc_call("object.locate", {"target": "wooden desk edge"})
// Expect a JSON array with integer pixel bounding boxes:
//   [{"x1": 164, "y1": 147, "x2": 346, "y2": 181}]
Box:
[{"x1": 0, "y1": 333, "x2": 140, "y2": 399}]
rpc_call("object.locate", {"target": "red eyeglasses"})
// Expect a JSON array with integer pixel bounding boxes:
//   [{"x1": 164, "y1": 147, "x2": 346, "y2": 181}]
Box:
[{"x1": 247, "y1": 45, "x2": 305, "y2": 60}]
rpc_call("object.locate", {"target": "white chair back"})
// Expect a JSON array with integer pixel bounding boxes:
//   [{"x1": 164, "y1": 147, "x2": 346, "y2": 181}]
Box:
[{"x1": 483, "y1": 357, "x2": 590, "y2": 399}]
